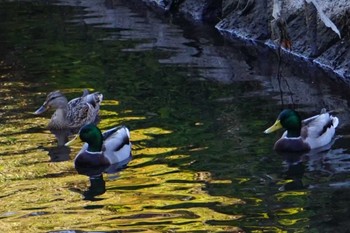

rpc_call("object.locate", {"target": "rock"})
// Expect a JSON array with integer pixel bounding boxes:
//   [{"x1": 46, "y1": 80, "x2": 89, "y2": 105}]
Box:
[
  {"x1": 216, "y1": 0, "x2": 270, "y2": 40},
  {"x1": 140, "y1": 0, "x2": 350, "y2": 81},
  {"x1": 220, "y1": 0, "x2": 350, "y2": 80},
  {"x1": 178, "y1": 0, "x2": 222, "y2": 22}
]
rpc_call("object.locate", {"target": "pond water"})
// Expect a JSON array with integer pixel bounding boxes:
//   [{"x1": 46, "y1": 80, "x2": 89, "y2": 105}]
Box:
[{"x1": 1, "y1": 0, "x2": 350, "y2": 232}]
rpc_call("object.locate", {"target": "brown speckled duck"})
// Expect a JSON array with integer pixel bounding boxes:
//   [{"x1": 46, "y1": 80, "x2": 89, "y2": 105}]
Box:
[
  {"x1": 264, "y1": 109, "x2": 339, "y2": 152},
  {"x1": 34, "y1": 90, "x2": 103, "y2": 130}
]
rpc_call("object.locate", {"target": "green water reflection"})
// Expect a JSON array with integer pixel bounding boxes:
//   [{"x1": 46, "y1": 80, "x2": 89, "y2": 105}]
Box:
[{"x1": 1, "y1": 1, "x2": 350, "y2": 233}]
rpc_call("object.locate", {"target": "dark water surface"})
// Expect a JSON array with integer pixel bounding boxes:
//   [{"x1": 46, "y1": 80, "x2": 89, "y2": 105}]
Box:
[{"x1": 1, "y1": 0, "x2": 350, "y2": 232}]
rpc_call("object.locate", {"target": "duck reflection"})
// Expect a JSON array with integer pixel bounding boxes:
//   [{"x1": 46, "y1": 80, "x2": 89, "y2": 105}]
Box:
[
  {"x1": 50, "y1": 128, "x2": 75, "y2": 146},
  {"x1": 278, "y1": 138, "x2": 349, "y2": 191},
  {"x1": 44, "y1": 129, "x2": 73, "y2": 162},
  {"x1": 74, "y1": 156, "x2": 132, "y2": 200},
  {"x1": 279, "y1": 152, "x2": 306, "y2": 191},
  {"x1": 81, "y1": 174, "x2": 106, "y2": 200},
  {"x1": 304, "y1": 148, "x2": 350, "y2": 178},
  {"x1": 47, "y1": 145, "x2": 71, "y2": 162}
]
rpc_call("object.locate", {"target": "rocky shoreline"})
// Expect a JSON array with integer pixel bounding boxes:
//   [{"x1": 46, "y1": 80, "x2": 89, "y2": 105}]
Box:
[{"x1": 140, "y1": 0, "x2": 350, "y2": 82}]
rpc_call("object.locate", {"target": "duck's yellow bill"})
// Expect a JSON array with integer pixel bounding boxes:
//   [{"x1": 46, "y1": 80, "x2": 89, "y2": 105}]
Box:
[
  {"x1": 65, "y1": 134, "x2": 81, "y2": 146},
  {"x1": 264, "y1": 120, "x2": 282, "y2": 134}
]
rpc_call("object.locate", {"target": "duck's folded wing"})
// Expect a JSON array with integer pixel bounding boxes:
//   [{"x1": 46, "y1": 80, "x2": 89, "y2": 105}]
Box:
[
  {"x1": 102, "y1": 126, "x2": 129, "y2": 140},
  {"x1": 66, "y1": 103, "x2": 95, "y2": 127},
  {"x1": 305, "y1": 113, "x2": 338, "y2": 138},
  {"x1": 302, "y1": 109, "x2": 336, "y2": 125},
  {"x1": 68, "y1": 92, "x2": 102, "y2": 111},
  {"x1": 102, "y1": 126, "x2": 131, "y2": 163},
  {"x1": 103, "y1": 127, "x2": 130, "y2": 151},
  {"x1": 68, "y1": 96, "x2": 84, "y2": 109}
]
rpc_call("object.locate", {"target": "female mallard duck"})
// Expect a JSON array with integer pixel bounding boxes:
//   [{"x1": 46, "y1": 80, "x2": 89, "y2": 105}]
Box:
[
  {"x1": 264, "y1": 109, "x2": 339, "y2": 152},
  {"x1": 65, "y1": 124, "x2": 132, "y2": 167},
  {"x1": 34, "y1": 90, "x2": 103, "y2": 129}
]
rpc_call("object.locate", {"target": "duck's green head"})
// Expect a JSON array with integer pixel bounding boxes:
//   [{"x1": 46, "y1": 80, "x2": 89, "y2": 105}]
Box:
[
  {"x1": 79, "y1": 124, "x2": 103, "y2": 152},
  {"x1": 65, "y1": 124, "x2": 103, "y2": 152},
  {"x1": 264, "y1": 109, "x2": 302, "y2": 137}
]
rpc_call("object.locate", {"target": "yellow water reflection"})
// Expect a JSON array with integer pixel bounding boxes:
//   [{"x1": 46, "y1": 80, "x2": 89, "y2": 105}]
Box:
[{"x1": 0, "y1": 86, "x2": 243, "y2": 232}]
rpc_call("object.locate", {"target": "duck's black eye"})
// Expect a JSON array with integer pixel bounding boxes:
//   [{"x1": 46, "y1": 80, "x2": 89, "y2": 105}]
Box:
[{"x1": 49, "y1": 96, "x2": 59, "y2": 101}]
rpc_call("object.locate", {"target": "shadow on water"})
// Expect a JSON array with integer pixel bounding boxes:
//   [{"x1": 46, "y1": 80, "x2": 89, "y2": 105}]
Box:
[{"x1": 0, "y1": 0, "x2": 350, "y2": 232}]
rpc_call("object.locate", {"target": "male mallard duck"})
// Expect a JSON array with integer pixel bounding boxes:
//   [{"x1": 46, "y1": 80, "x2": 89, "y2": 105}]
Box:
[
  {"x1": 264, "y1": 109, "x2": 339, "y2": 152},
  {"x1": 65, "y1": 124, "x2": 132, "y2": 167},
  {"x1": 34, "y1": 90, "x2": 103, "y2": 129}
]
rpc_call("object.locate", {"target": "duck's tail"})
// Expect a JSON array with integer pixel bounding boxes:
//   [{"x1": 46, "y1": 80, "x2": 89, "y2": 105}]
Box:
[
  {"x1": 85, "y1": 92, "x2": 103, "y2": 108},
  {"x1": 331, "y1": 115, "x2": 339, "y2": 128}
]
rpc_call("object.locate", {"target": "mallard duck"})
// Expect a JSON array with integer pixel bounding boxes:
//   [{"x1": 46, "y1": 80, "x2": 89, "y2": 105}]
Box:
[
  {"x1": 65, "y1": 124, "x2": 132, "y2": 167},
  {"x1": 264, "y1": 109, "x2": 339, "y2": 152},
  {"x1": 34, "y1": 90, "x2": 103, "y2": 129}
]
